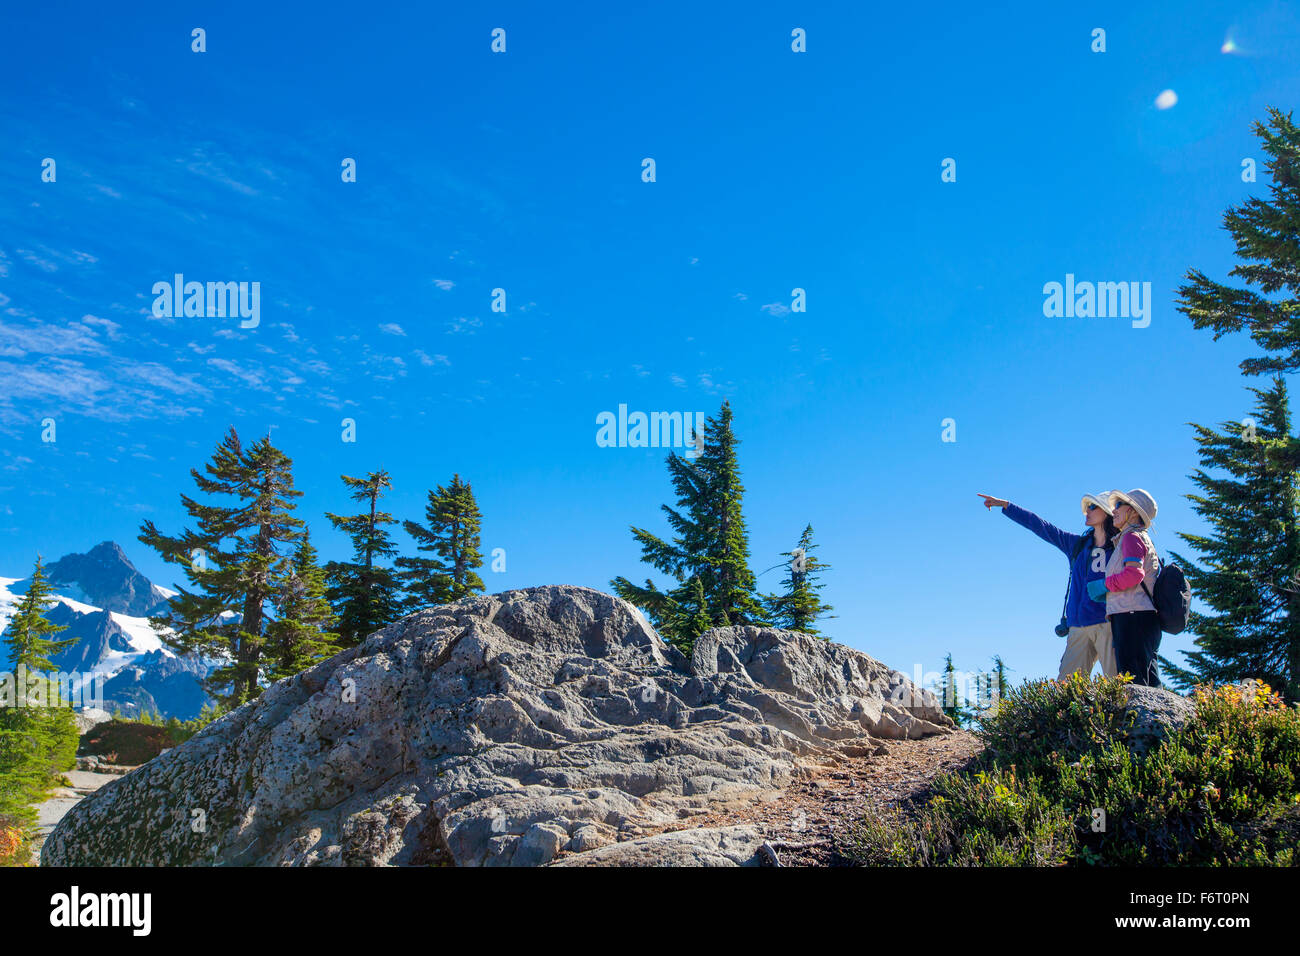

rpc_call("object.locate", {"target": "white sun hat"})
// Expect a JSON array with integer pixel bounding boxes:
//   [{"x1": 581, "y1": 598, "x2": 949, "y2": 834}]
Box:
[
  {"x1": 1080, "y1": 492, "x2": 1114, "y2": 516},
  {"x1": 1109, "y1": 488, "x2": 1157, "y2": 528}
]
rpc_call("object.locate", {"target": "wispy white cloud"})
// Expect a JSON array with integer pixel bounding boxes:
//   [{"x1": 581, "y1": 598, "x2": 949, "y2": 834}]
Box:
[
  {"x1": 79, "y1": 314, "x2": 121, "y2": 339},
  {"x1": 182, "y1": 147, "x2": 261, "y2": 196},
  {"x1": 119, "y1": 361, "x2": 208, "y2": 396},
  {"x1": 446, "y1": 315, "x2": 482, "y2": 335},
  {"x1": 697, "y1": 372, "x2": 734, "y2": 394},
  {"x1": 0, "y1": 318, "x2": 111, "y2": 358},
  {"x1": 207, "y1": 357, "x2": 268, "y2": 390},
  {"x1": 0, "y1": 356, "x2": 205, "y2": 428},
  {"x1": 15, "y1": 249, "x2": 58, "y2": 272},
  {"x1": 414, "y1": 350, "x2": 450, "y2": 367},
  {"x1": 297, "y1": 358, "x2": 332, "y2": 376}
]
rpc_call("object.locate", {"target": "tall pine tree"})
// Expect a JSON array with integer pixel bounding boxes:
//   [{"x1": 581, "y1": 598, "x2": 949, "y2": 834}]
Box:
[
  {"x1": 763, "y1": 524, "x2": 834, "y2": 635},
  {"x1": 396, "y1": 474, "x2": 485, "y2": 609},
  {"x1": 265, "y1": 530, "x2": 342, "y2": 682},
  {"x1": 1175, "y1": 107, "x2": 1300, "y2": 701},
  {"x1": 324, "y1": 470, "x2": 404, "y2": 646},
  {"x1": 1162, "y1": 378, "x2": 1300, "y2": 700},
  {"x1": 1178, "y1": 108, "x2": 1300, "y2": 377},
  {"x1": 2, "y1": 556, "x2": 76, "y2": 673},
  {"x1": 991, "y1": 655, "x2": 1010, "y2": 704},
  {"x1": 612, "y1": 401, "x2": 766, "y2": 653},
  {"x1": 0, "y1": 557, "x2": 80, "y2": 865},
  {"x1": 935, "y1": 653, "x2": 974, "y2": 727},
  {"x1": 140, "y1": 428, "x2": 304, "y2": 707}
]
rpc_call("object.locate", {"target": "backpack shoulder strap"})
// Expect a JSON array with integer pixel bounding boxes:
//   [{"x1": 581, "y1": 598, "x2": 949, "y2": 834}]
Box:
[{"x1": 1134, "y1": 530, "x2": 1161, "y2": 603}]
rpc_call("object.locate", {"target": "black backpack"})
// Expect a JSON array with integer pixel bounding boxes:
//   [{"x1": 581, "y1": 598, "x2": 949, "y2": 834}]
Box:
[{"x1": 1141, "y1": 558, "x2": 1192, "y2": 635}]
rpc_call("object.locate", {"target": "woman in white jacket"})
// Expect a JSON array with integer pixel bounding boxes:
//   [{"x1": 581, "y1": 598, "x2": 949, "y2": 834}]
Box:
[{"x1": 1086, "y1": 489, "x2": 1162, "y2": 687}]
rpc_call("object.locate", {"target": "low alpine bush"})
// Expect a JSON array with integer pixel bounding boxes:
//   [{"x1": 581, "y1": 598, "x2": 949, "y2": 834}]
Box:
[{"x1": 841, "y1": 675, "x2": 1300, "y2": 866}]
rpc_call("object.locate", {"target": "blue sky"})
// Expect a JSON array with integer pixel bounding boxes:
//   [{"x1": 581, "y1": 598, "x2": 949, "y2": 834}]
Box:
[{"x1": 2, "y1": 1, "x2": 1298, "y2": 689}]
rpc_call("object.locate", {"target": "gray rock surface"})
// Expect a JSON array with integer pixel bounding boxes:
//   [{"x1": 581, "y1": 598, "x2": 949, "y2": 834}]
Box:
[
  {"x1": 551, "y1": 825, "x2": 765, "y2": 867},
  {"x1": 1124, "y1": 684, "x2": 1197, "y2": 755},
  {"x1": 73, "y1": 708, "x2": 113, "y2": 736},
  {"x1": 43, "y1": 585, "x2": 950, "y2": 867}
]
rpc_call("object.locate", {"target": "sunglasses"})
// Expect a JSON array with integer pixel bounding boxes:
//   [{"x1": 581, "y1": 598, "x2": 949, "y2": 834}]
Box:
[{"x1": 1086, "y1": 503, "x2": 1100, "y2": 511}]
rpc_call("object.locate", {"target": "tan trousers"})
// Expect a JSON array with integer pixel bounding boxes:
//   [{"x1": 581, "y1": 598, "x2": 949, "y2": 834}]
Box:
[{"x1": 1058, "y1": 622, "x2": 1116, "y2": 679}]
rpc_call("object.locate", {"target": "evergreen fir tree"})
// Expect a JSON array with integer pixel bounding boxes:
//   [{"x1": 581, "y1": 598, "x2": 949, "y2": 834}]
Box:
[
  {"x1": 324, "y1": 470, "x2": 405, "y2": 646},
  {"x1": 965, "y1": 676, "x2": 983, "y2": 722},
  {"x1": 396, "y1": 474, "x2": 485, "y2": 609},
  {"x1": 664, "y1": 576, "x2": 714, "y2": 646},
  {"x1": 2, "y1": 556, "x2": 76, "y2": 673},
  {"x1": 139, "y1": 428, "x2": 304, "y2": 707},
  {"x1": 0, "y1": 564, "x2": 80, "y2": 865},
  {"x1": 612, "y1": 401, "x2": 767, "y2": 653},
  {"x1": 992, "y1": 655, "x2": 1010, "y2": 704},
  {"x1": 31, "y1": 691, "x2": 77, "y2": 784},
  {"x1": 936, "y1": 653, "x2": 974, "y2": 727},
  {"x1": 0, "y1": 684, "x2": 79, "y2": 864},
  {"x1": 1162, "y1": 378, "x2": 1300, "y2": 700},
  {"x1": 0, "y1": 713, "x2": 43, "y2": 862},
  {"x1": 265, "y1": 530, "x2": 342, "y2": 682},
  {"x1": 969, "y1": 672, "x2": 988, "y2": 715},
  {"x1": 1178, "y1": 108, "x2": 1300, "y2": 377},
  {"x1": 763, "y1": 524, "x2": 835, "y2": 635}
]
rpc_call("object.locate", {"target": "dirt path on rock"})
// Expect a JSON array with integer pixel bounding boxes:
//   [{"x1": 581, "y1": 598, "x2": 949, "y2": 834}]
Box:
[
  {"x1": 31, "y1": 737, "x2": 983, "y2": 867},
  {"x1": 649, "y1": 730, "x2": 985, "y2": 866}
]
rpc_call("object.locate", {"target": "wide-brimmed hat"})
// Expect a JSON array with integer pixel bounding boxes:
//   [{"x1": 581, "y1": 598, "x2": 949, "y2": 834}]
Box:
[
  {"x1": 1080, "y1": 492, "x2": 1114, "y2": 516},
  {"x1": 1109, "y1": 488, "x2": 1157, "y2": 528}
]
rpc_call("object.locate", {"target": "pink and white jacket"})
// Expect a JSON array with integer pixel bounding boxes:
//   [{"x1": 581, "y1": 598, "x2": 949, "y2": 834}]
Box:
[{"x1": 1104, "y1": 525, "x2": 1159, "y2": 614}]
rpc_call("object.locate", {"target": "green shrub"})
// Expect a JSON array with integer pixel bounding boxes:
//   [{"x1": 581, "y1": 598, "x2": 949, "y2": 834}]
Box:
[
  {"x1": 841, "y1": 676, "x2": 1300, "y2": 867},
  {"x1": 976, "y1": 672, "x2": 1136, "y2": 772},
  {"x1": 848, "y1": 767, "x2": 1077, "y2": 866},
  {"x1": 167, "y1": 702, "x2": 227, "y2": 745},
  {"x1": 108, "y1": 701, "x2": 227, "y2": 747}
]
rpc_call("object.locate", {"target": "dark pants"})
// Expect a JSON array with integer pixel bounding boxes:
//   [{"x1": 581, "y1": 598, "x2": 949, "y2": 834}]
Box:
[{"x1": 1109, "y1": 610, "x2": 1162, "y2": 687}]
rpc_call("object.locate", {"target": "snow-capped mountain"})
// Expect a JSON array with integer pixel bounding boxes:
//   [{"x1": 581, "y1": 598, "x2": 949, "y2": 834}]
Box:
[
  {"x1": 0, "y1": 542, "x2": 215, "y2": 719},
  {"x1": 33, "y1": 541, "x2": 176, "y2": 617}
]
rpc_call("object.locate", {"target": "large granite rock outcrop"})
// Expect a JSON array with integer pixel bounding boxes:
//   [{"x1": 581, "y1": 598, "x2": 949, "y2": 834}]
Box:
[
  {"x1": 43, "y1": 586, "x2": 950, "y2": 867},
  {"x1": 1123, "y1": 684, "x2": 1197, "y2": 755}
]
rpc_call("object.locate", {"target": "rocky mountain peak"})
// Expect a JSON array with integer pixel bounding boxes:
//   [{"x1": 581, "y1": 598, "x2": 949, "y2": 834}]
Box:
[{"x1": 39, "y1": 541, "x2": 170, "y2": 617}]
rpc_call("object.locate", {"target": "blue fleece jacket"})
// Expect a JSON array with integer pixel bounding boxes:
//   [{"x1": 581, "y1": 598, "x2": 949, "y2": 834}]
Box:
[{"x1": 1002, "y1": 503, "x2": 1112, "y2": 628}]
